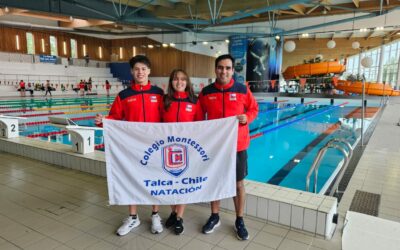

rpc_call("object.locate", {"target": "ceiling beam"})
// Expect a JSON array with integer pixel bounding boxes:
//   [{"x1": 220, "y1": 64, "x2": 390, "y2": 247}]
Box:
[
  {"x1": 219, "y1": 0, "x2": 312, "y2": 24},
  {"x1": 365, "y1": 31, "x2": 374, "y2": 40},
  {"x1": 384, "y1": 29, "x2": 400, "y2": 39},
  {"x1": 105, "y1": 0, "x2": 155, "y2": 11},
  {"x1": 306, "y1": 5, "x2": 319, "y2": 15},
  {"x1": 348, "y1": 32, "x2": 355, "y2": 40},
  {"x1": 145, "y1": 0, "x2": 175, "y2": 8},
  {"x1": 278, "y1": 10, "x2": 301, "y2": 15},
  {"x1": 12, "y1": 11, "x2": 73, "y2": 22},
  {"x1": 276, "y1": 12, "x2": 378, "y2": 36},
  {"x1": 59, "y1": 19, "x2": 114, "y2": 28},
  {"x1": 290, "y1": 4, "x2": 306, "y2": 15}
]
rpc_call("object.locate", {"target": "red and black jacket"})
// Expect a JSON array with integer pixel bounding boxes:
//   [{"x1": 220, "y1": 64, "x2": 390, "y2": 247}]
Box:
[
  {"x1": 198, "y1": 79, "x2": 258, "y2": 151},
  {"x1": 106, "y1": 81, "x2": 163, "y2": 122},
  {"x1": 162, "y1": 91, "x2": 203, "y2": 123}
]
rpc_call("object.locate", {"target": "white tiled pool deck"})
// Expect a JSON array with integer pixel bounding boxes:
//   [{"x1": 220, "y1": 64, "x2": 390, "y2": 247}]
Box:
[{"x1": 0, "y1": 96, "x2": 399, "y2": 249}]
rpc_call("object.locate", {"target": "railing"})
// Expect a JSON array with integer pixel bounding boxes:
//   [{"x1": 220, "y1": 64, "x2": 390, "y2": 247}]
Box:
[
  {"x1": 0, "y1": 73, "x2": 120, "y2": 87},
  {"x1": 0, "y1": 51, "x2": 108, "y2": 68},
  {"x1": 306, "y1": 138, "x2": 353, "y2": 194}
]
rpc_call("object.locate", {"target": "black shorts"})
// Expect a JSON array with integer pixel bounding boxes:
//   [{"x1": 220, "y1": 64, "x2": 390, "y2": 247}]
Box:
[
  {"x1": 20, "y1": 87, "x2": 25, "y2": 90},
  {"x1": 236, "y1": 150, "x2": 248, "y2": 181}
]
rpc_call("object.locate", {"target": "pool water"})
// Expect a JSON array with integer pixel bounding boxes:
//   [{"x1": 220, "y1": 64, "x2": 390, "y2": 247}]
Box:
[{"x1": 1, "y1": 96, "x2": 378, "y2": 193}]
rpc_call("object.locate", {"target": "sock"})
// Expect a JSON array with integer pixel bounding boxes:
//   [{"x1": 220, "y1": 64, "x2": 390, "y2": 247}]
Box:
[
  {"x1": 152, "y1": 211, "x2": 158, "y2": 215},
  {"x1": 236, "y1": 216, "x2": 243, "y2": 221},
  {"x1": 211, "y1": 213, "x2": 219, "y2": 220},
  {"x1": 130, "y1": 214, "x2": 137, "y2": 219}
]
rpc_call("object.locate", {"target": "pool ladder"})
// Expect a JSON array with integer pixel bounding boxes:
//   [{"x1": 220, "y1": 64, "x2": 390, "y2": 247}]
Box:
[{"x1": 306, "y1": 138, "x2": 353, "y2": 195}]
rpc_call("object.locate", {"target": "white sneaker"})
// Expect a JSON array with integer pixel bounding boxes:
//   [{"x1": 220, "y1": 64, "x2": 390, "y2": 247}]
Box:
[
  {"x1": 151, "y1": 214, "x2": 163, "y2": 234},
  {"x1": 116, "y1": 216, "x2": 140, "y2": 236}
]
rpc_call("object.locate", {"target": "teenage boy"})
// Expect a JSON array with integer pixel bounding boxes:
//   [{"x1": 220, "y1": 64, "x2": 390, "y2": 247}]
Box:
[{"x1": 95, "y1": 55, "x2": 164, "y2": 236}]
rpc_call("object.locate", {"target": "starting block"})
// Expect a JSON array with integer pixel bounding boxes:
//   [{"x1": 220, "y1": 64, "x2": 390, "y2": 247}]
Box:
[
  {"x1": 0, "y1": 115, "x2": 27, "y2": 138},
  {"x1": 48, "y1": 116, "x2": 102, "y2": 154}
]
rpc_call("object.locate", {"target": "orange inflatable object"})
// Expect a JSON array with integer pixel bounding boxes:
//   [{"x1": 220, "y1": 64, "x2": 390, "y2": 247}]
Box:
[
  {"x1": 283, "y1": 61, "x2": 346, "y2": 79},
  {"x1": 335, "y1": 80, "x2": 400, "y2": 96}
]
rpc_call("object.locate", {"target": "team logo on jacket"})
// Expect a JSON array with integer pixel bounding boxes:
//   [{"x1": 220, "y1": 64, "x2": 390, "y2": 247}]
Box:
[
  {"x1": 186, "y1": 104, "x2": 192, "y2": 112},
  {"x1": 229, "y1": 93, "x2": 237, "y2": 101},
  {"x1": 150, "y1": 96, "x2": 158, "y2": 102},
  {"x1": 162, "y1": 144, "x2": 188, "y2": 177}
]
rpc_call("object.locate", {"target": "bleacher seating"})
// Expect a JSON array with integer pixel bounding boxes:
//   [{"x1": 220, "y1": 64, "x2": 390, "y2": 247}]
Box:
[{"x1": 0, "y1": 54, "x2": 122, "y2": 97}]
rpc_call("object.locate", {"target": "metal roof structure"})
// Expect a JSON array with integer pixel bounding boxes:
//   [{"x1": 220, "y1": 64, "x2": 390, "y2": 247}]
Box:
[{"x1": 0, "y1": 0, "x2": 399, "y2": 39}]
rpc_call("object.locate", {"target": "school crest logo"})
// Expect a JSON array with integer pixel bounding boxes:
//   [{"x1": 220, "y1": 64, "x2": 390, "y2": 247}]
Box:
[{"x1": 162, "y1": 144, "x2": 188, "y2": 177}]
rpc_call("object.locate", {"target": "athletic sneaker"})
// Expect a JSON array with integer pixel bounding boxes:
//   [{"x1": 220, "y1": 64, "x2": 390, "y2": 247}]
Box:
[
  {"x1": 234, "y1": 218, "x2": 249, "y2": 240},
  {"x1": 116, "y1": 216, "x2": 140, "y2": 236},
  {"x1": 165, "y1": 212, "x2": 177, "y2": 228},
  {"x1": 151, "y1": 213, "x2": 163, "y2": 234},
  {"x1": 174, "y1": 218, "x2": 184, "y2": 235},
  {"x1": 202, "y1": 215, "x2": 220, "y2": 234}
]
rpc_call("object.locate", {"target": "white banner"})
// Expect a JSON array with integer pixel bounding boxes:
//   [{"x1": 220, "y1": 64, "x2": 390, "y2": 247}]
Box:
[{"x1": 103, "y1": 117, "x2": 238, "y2": 205}]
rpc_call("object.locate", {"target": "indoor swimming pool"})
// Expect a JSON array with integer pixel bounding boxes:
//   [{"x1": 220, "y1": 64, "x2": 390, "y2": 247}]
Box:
[{"x1": 0, "y1": 96, "x2": 380, "y2": 194}]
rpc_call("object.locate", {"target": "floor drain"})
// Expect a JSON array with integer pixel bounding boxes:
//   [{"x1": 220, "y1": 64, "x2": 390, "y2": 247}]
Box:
[{"x1": 349, "y1": 190, "x2": 380, "y2": 216}]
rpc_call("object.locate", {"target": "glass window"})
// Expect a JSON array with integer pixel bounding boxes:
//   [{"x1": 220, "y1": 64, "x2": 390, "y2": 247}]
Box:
[
  {"x1": 70, "y1": 39, "x2": 77, "y2": 58},
  {"x1": 50, "y1": 36, "x2": 58, "y2": 56},
  {"x1": 26, "y1": 32, "x2": 35, "y2": 54}
]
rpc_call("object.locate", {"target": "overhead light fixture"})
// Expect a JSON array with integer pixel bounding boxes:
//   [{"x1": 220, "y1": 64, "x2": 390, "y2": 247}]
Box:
[
  {"x1": 162, "y1": 43, "x2": 168, "y2": 47},
  {"x1": 4, "y1": 6, "x2": 9, "y2": 13},
  {"x1": 169, "y1": 43, "x2": 175, "y2": 47},
  {"x1": 301, "y1": 33, "x2": 309, "y2": 38},
  {"x1": 275, "y1": 35, "x2": 280, "y2": 40},
  {"x1": 69, "y1": 16, "x2": 74, "y2": 21},
  {"x1": 148, "y1": 44, "x2": 154, "y2": 48},
  {"x1": 202, "y1": 41, "x2": 208, "y2": 45},
  {"x1": 375, "y1": 26, "x2": 384, "y2": 31},
  {"x1": 359, "y1": 28, "x2": 368, "y2": 32},
  {"x1": 225, "y1": 39, "x2": 229, "y2": 43}
]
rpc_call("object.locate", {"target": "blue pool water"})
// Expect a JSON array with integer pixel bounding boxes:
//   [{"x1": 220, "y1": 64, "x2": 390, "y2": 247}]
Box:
[{"x1": 0, "y1": 96, "x2": 377, "y2": 193}]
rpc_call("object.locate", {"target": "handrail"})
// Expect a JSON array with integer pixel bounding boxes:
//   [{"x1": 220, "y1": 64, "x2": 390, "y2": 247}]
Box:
[{"x1": 306, "y1": 138, "x2": 353, "y2": 193}]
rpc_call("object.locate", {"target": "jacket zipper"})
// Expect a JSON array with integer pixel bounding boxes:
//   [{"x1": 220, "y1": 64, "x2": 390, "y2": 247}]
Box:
[
  {"x1": 176, "y1": 98, "x2": 181, "y2": 122},
  {"x1": 141, "y1": 85, "x2": 146, "y2": 121},
  {"x1": 222, "y1": 88, "x2": 225, "y2": 118}
]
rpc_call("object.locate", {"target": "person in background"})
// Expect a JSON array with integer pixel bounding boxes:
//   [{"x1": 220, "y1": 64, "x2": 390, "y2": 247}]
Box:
[
  {"x1": 105, "y1": 80, "x2": 111, "y2": 97},
  {"x1": 95, "y1": 55, "x2": 164, "y2": 236},
  {"x1": 19, "y1": 80, "x2": 26, "y2": 97},
  {"x1": 162, "y1": 69, "x2": 203, "y2": 235},
  {"x1": 27, "y1": 82, "x2": 34, "y2": 97},
  {"x1": 198, "y1": 54, "x2": 258, "y2": 241},
  {"x1": 79, "y1": 80, "x2": 85, "y2": 96},
  {"x1": 44, "y1": 80, "x2": 52, "y2": 96}
]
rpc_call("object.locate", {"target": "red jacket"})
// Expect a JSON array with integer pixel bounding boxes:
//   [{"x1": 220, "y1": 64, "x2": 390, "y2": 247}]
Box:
[
  {"x1": 106, "y1": 81, "x2": 163, "y2": 122},
  {"x1": 198, "y1": 79, "x2": 258, "y2": 151},
  {"x1": 162, "y1": 91, "x2": 203, "y2": 122}
]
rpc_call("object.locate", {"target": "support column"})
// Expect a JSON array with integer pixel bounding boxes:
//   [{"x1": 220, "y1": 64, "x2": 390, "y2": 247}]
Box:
[
  {"x1": 377, "y1": 44, "x2": 385, "y2": 83},
  {"x1": 357, "y1": 53, "x2": 362, "y2": 76},
  {"x1": 396, "y1": 55, "x2": 400, "y2": 90}
]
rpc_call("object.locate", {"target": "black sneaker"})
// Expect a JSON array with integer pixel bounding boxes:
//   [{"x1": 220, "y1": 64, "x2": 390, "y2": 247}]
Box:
[
  {"x1": 234, "y1": 218, "x2": 249, "y2": 240},
  {"x1": 202, "y1": 215, "x2": 220, "y2": 234},
  {"x1": 165, "y1": 212, "x2": 177, "y2": 228},
  {"x1": 174, "y1": 218, "x2": 184, "y2": 235}
]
